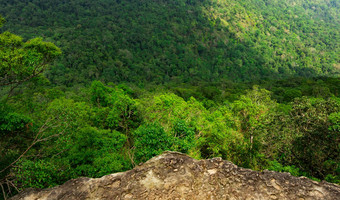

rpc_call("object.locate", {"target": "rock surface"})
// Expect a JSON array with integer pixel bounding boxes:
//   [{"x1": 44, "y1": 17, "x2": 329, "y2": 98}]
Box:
[{"x1": 11, "y1": 151, "x2": 340, "y2": 200}]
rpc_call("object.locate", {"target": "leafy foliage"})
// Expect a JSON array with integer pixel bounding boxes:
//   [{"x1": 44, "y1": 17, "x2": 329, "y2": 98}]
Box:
[
  {"x1": 0, "y1": 1, "x2": 339, "y2": 198},
  {"x1": 1, "y1": 78, "x2": 339, "y2": 199},
  {"x1": 289, "y1": 97, "x2": 340, "y2": 179},
  {"x1": 132, "y1": 123, "x2": 173, "y2": 164},
  {"x1": 0, "y1": 31, "x2": 61, "y2": 87}
]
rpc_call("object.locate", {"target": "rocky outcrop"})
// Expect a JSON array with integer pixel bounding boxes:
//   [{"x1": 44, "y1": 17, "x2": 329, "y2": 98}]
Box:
[{"x1": 11, "y1": 151, "x2": 340, "y2": 200}]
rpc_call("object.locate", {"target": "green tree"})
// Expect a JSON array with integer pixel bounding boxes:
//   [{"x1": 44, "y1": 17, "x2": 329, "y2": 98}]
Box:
[
  {"x1": 0, "y1": 18, "x2": 61, "y2": 97},
  {"x1": 90, "y1": 80, "x2": 140, "y2": 138},
  {"x1": 132, "y1": 123, "x2": 173, "y2": 164},
  {"x1": 0, "y1": 17, "x2": 62, "y2": 198},
  {"x1": 290, "y1": 97, "x2": 339, "y2": 180},
  {"x1": 63, "y1": 127, "x2": 129, "y2": 177},
  {"x1": 231, "y1": 86, "x2": 276, "y2": 168},
  {"x1": 14, "y1": 127, "x2": 129, "y2": 188}
]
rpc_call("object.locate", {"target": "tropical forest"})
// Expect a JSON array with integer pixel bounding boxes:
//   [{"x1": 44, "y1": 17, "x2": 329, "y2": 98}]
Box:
[{"x1": 0, "y1": 0, "x2": 339, "y2": 199}]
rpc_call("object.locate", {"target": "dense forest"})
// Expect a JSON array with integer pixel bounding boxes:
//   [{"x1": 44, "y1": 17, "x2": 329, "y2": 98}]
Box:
[
  {"x1": 0, "y1": 0, "x2": 339, "y2": 199},
  {"x1": 0, "y1": 0, "x2": 339, "y2": 84}
]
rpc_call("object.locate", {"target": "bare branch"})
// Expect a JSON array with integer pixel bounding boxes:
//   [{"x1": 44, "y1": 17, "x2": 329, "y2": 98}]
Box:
[
  {"x1": 0, "y1": 115, "x2": 66, "y2": 174},
  {"x1": 8, "y1": 179, "x2": 19, "y2": 193},
  {"x1": 0, "y1": 182, "x2": 7, "y2": 200}
]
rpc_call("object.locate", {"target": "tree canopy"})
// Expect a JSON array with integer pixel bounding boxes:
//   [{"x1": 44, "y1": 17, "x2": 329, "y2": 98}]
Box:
[
  {"x1": 0, "y1": 0, "x2": 339, "y2": 198},
  {"x1": 0, "y1": 0, "x2": 338, "y2": 85}
]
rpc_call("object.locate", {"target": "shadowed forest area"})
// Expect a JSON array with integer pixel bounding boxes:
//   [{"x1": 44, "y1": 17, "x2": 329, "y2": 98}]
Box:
[
  {"x1": 1, "y1": 0, "x2": 339, "y2": 85},
  {"x1": 0, "y1": 0, "x2": 339, "y2": 199}
]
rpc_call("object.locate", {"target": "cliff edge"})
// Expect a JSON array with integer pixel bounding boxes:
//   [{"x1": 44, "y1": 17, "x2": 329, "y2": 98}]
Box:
[{"x1": 11, "y1": 151, "x2": 340, "y2": 200}]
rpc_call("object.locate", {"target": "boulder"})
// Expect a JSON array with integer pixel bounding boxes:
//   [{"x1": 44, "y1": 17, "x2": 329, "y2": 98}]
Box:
[{"x1": 11, "y1": 151, "x2": 340, "y2": 200}]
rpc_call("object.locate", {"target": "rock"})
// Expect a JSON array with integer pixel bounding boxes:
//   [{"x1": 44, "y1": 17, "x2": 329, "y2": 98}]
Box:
[{"x1": 11, "y1": 151, "x2": 340, "y2": 200}]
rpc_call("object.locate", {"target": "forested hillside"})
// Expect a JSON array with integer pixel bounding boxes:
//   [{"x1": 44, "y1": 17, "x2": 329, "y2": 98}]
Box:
[
  {"x1": 0, "y1": 0, "x2": 339, "y2": 84},
  {"x1": 0, "y1": 0, "x2": 339, "y2": 199}
]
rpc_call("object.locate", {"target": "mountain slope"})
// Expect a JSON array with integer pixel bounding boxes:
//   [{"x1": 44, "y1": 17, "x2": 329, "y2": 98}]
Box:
[{"x1": 0, "y1": 0, "x2": 339, "y2": 84}]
